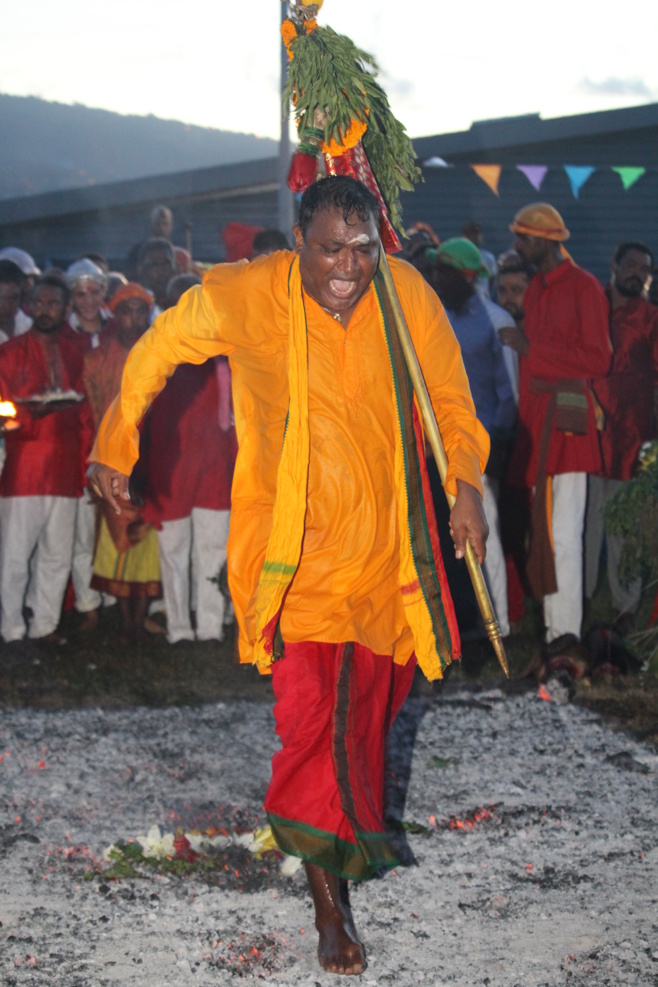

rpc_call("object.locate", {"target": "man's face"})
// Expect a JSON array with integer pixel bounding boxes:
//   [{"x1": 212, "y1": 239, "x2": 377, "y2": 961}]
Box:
[
  {"x1": 32, "y1": 285, "x2": 68, "y2": 334},
  {"x1": 0, "y1": 282, "x2": 22, "y2": 331},
  {"x1": 497, "y1": 271, "x2": 529, "y2": 322},
  {"x1": 295, "y1": 207, "x2": 379, "y2": 320},
  {"x1": 115, "y1": 299, "x2": 151, "y2": 347},
  {"x1": 139, "y1": 248, "x2": 176, "y2": 297},
  {"x1": 152, "y1": 209, "x2": 173, "y2": 239},
  {"x1": 612, "y1": 248, "x2": 653, "y2": 298},
  {"x1": 71, "y1": 281, "x2": 104, "y2": 324},
  {"x1": 432, "y1": 262, "x2": 474, "y2": 313},
  {"x1": 514, "y1": 233, "x2": 547, "y2": 268}
]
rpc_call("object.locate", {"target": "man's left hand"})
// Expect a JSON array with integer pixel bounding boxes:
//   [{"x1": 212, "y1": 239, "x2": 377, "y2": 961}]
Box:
[
  {"x1": 88, "y1": 462, "x2": 131, "y2": 515},
  {"x1": 449, "y1": 479, "x2": 489, "y2": 564}
]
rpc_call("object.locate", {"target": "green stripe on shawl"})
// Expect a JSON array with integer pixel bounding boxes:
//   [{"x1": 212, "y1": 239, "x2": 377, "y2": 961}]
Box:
[{"x1": 373, "y1": 272, "x2": 455, "y2": 674}]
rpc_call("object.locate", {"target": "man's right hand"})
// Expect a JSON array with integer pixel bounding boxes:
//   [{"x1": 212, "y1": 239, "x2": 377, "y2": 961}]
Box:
[
  {"x1": 498, "y1": 325, "x2": 529, "y2": 355},
  {"x1": 88, "y1": 462, "x2": 131, "y2": 515}
]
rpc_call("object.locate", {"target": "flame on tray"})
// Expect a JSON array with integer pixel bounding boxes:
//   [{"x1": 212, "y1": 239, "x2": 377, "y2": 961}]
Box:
[{"x1": 0, "y1": 399, "x2": 19, "y2": 431}]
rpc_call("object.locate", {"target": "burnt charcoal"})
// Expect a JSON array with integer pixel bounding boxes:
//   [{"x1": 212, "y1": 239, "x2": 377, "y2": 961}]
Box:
[
  {"x1": 521, "y1": 633, "x2": 590, "y2": 682},
  {"x1": 2, "y1": 694, "x2": 657, "y2": 985},
  {"x1": 543, "y1": 670, "x2": 576, "y2": 703},
  {"x1": 604, "y1": 750, "x2": 652, "y2": 773}
]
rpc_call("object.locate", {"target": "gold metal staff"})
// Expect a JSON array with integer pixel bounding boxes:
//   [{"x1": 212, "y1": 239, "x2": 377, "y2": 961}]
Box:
[{"x1": 378, "y1": 246, "x2": 509, "y2": 678}]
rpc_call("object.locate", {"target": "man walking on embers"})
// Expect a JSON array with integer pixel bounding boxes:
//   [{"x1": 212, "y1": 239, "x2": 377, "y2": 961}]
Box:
[{"x1": 90, "y1": 176, "x2": 489, "y2": 976}]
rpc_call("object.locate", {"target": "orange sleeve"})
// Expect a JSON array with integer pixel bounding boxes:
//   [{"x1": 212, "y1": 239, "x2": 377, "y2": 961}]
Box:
[{"x1": 90, "y1": 272, "x2": 240, "y2": 474}]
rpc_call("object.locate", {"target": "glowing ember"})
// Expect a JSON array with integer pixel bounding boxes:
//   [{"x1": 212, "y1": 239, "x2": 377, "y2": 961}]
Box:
[
  {"x1": 537, "y1": 684, "x2": 552, "y2": 702},
  {"x1": 0, "y1": 400, "x2": 16, "y2": 417},
  {"x1": 448, "y1": 806, "x2": 493, "y2": 830}
]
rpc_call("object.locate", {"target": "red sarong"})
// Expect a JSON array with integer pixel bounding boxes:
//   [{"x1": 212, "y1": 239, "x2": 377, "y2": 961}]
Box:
[{"x1": 265, "y1": 641, "x2": 416, "y2": 881}]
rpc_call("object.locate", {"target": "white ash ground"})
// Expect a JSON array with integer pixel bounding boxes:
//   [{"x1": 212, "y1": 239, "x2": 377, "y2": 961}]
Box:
[{"x1": 1, "y1": 687, "x2": 657, "y2": 987}]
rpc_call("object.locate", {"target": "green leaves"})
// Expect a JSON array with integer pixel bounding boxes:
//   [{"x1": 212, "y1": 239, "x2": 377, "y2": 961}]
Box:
[
  {"x1": 285, "y1": 23, "x2": 421, "y2": 233},
  {"x1": 606, "y1": 441, "x2": 658, "y2": 585}
]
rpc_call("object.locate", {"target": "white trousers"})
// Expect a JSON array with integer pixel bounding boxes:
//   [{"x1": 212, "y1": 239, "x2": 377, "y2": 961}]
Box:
[
  {"x1": 0, "y1": 496, "x2": 77, "y2": 641},
  {"x1": 584, "y1": 475, "x2": 641, "y2": 614},
  {"x1": 71, "y1": 489, "x2": 102, "y2": 613},
  {"x1": 481, "y1": 474, "x2": 510, "y2": 637},
  {"x1": 157, "y1": 508, "x2": 230, "y2": 644},
  {"x1": 543, "y1": 472, "x2": 587, "y2": 643}
]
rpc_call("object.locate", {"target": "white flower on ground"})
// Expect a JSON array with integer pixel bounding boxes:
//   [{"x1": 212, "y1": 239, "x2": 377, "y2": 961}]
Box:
[
  {"x1": 135, "y1": 824, "x2": 176, "y2": 859},
  {"x1": 234, "y1": 825, "x2": 279, "y2": 856},
  {"x1": 279, "y1": 854, "x2": 303, "y2": 876},
  {"x1": 184, "y1": 831, "x2": 230, "y2": 852}
]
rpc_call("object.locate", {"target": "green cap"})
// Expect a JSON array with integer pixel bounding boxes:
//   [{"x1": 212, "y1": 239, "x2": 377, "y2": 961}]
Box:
[{"x1": 435, "y1": 237, "x2": 489, "y2": 277}]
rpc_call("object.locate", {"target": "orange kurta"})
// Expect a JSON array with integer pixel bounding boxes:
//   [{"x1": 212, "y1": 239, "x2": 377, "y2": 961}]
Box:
[{"x1": 91, "y1": 251, "x2": 488, "y2": 666}]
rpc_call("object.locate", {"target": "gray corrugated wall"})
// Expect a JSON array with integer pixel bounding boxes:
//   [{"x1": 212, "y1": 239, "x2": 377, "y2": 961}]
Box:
[{"x1": 402, "y1": 126, "x2": 658, "y2": 282}]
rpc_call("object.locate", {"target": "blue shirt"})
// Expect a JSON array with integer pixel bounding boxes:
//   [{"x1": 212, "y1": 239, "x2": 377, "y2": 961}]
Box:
[{"x1": 445, "y1": 293, "x2": 517, "y2": 438}]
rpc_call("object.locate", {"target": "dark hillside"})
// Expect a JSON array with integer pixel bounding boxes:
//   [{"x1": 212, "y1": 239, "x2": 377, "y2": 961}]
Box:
[{"x1": 0, "y1": 94, "x2": 277, "y2": 199}]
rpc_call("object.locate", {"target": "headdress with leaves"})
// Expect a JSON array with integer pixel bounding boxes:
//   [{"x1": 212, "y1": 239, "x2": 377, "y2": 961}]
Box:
[{"x1": 282, "y1": 0, "x2": 421, "y2": 251}]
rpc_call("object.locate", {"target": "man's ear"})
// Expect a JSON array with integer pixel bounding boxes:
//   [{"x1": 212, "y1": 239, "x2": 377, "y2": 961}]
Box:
[{"x1": 292, "y1": 225, "x2": 304, "y2": 253}]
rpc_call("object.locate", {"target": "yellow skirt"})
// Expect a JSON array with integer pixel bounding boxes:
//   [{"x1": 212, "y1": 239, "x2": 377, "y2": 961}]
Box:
[{"x1": 91, "y1": 517, "x2": 162, "y2": 599}]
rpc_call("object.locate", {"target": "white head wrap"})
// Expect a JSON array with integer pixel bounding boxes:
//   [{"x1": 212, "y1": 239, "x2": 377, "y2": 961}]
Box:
[{"x1": 65, "y1": 258, "x2": 107, "y2": 291}]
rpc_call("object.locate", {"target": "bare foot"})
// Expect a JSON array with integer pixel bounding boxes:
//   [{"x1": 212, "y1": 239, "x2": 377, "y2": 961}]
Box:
[
  {"x1": 304, "y1": 862, "x2": 366, "y2": 975},
  {"x1": 77, "y1": 610, "x2": 99, "y2": 634}
]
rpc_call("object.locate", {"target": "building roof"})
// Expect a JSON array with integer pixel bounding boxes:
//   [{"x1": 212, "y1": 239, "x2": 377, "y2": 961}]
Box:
[
  {"x1": 0, "y1": 157, "x2": 279, "y2": 226},
  {"x1": 413, "y1": 102, "x2": 658, "y2": 163}
]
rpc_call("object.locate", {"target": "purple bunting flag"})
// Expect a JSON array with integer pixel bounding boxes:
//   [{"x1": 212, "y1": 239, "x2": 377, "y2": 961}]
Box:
[{"x1": 516, "y1": 165, "x2": 548, "y2": 191}]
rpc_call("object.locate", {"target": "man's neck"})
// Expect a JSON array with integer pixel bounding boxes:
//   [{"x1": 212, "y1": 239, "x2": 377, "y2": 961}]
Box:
[
  {"x1": 75, "y1": 313, "x2": 103, "y2": 335},
  {"x1": 34, "y1": 327, "x2": 62, "y2": 342},
  {"x1": 610, "y1": 285, "x2": 644, "y2": 312}
]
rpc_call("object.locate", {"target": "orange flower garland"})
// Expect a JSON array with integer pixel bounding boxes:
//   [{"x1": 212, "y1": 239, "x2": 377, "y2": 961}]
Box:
[
  {"x1": 322, "y1": 116, "x2": 368, "y2": 156},
  {"x1": 281, "y1": 18, "x2": 298, "y2": 60}
]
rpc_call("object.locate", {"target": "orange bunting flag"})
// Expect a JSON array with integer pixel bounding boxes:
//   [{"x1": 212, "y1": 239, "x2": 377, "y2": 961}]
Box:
[{"x1": 470, "y1": 164, "x2": 502, "y2": 196}]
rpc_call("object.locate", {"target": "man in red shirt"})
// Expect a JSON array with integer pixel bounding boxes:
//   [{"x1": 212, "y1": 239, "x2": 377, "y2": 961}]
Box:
[
  {"x1": 505, "y1": 203, "x2": 611, "y2": 643},
  {"x1": 585, "y1": 242, "x2": 658, "y2": 626},
  {"x1": 0, "y1": 275, "x2": 91, "y2": 644},
  {"x1": 143, "y1": 274, "x2": 235, "y2": 644}
]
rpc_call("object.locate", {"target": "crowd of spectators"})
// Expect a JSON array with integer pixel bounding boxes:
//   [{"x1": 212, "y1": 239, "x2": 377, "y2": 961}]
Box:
[
  {"x1": 403, "y1": 210, "x2": 658, "y2": 648},
  {"x1": 0, "y1": 210, "x2": 292, "y2": 648},
  {"x1": 0, "y1": 200, "x2": 656, "y2": 652}
]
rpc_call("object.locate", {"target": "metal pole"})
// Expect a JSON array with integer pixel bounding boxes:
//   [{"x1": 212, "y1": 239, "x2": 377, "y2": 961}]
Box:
[{"x1": 277, "y1": 2, "x2": 294, "y2": 236}]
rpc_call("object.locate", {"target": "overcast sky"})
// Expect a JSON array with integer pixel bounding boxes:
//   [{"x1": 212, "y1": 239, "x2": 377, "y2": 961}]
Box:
[{"x1": 3, "y1": 1, "x2": 657, "y2": 141}]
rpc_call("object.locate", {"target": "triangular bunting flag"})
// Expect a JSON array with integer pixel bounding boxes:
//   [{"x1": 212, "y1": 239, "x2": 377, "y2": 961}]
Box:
[
  {"x1": 612, "y1": 166, "x2": 646, "y2": 190},
  {"x1": 423, "y1": 156, "x2": 450, "y2": 168},
  {"x1": 517, "y1": 164, "x2": 548, "y2": 192},
  {"x1": 471, "y1": 164, "x2": 501, "y2": 196},
  {"x1": 564, "y1": 165, "x2": 595, "y2": 199}
]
